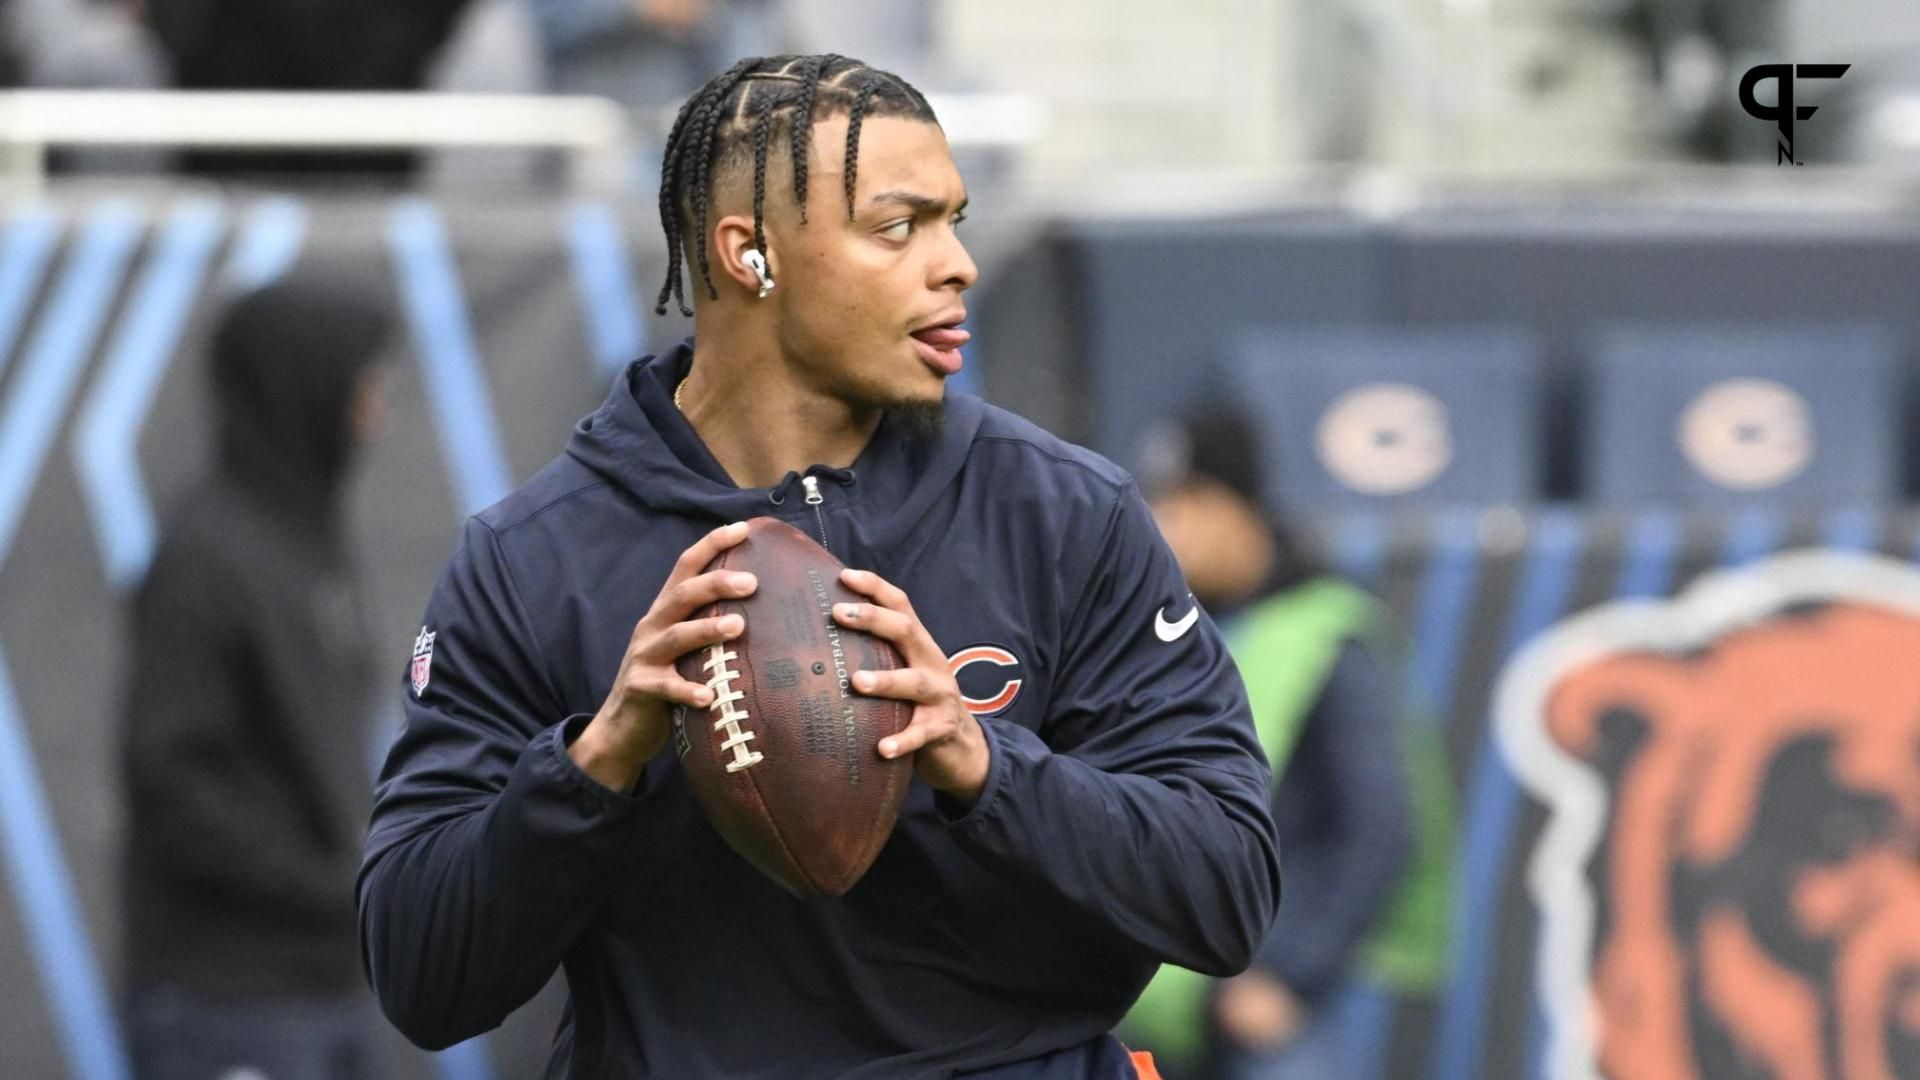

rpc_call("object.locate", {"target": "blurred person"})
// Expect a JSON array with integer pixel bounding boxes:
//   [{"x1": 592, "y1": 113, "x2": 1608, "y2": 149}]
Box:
[
  {"x1": 1293, "y1": 0, "x2": 1379, "y2": 163},
  {"x1": 1122, "y1": 404, "x2": 1453, "y2": 1080},
  {"x1": 0, "y1": 1, "x2": 20, "y2": 87},
  {"x1": 780, "y1": 0, "x2": 933, "y2": 84},
  {"x1": 529, "y1": 0, "x2": 778, "y2": 124},
  {"x1": 5, "y1": 0, "x2": 169, "y2": 174},
  {"x1": 0, "y1": 0, "x2": 165, "y2": 179},
  {"x1": 527, "y1": 0, "x2": 782, "y2": 189},
  {"x1": 359, "y1": 54, "x2": 1281, "y2": 1079},
  {"x1": 1289, "y1": 0, "x2": 1455, "y2": 165},
  {"x1": 1617, "y1": 0, "x2": 1788, "y2": 162},
  {"x1": 6, "y1": 0, "x2": 165, "y2": 89},
  {"x1": 417, "y1": 0, "x2": 551, "y2": 189},
  {"x1": 139, "y1": 0, "x2": 475, "y2": 179},
  {"x1": 119, "y1": 278, "x2": 395, "y2": 1080},
  {"x1": 429, "y1": 0, "x2": 545, "y2": 96}
]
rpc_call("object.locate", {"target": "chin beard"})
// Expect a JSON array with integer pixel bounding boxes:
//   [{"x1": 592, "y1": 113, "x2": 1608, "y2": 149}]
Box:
[
  {"x1": 827, "y1": 367, "x2": 946, "y2": 437},
  {"x1": 885, "y1": 398, "x2": 946, "y2": 439}
]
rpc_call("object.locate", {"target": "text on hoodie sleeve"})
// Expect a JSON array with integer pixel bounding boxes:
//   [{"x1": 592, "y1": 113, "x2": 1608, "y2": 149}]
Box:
[{"x1": 357, "y1": 516, "x2": 643, "y2": 1050}]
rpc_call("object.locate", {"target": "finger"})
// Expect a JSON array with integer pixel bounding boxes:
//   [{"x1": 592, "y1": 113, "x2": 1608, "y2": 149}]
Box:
[
  {"x1": 622, "y1": 668, "x2": 715, "y2": 710},
  {"x1": 834, "y1": 593, "x2": 946, "y2": 670},
  {"x1": 662, "y1": 521, "x2": 751, "y2": 594},
  {"x1": 655, "y1": 567, "x2": 758, "y2": 625},
  {"x1": 831, "y1": 601, "x2": 916, "y2": 644},
  {"x1": 838, "y1": 568, "x2": 915, "y2": 617},
  {"x1": 849, "y1": 665, "x2": 941, "y2": 705},
  {"x1": 645, "y1": 613, "x2": 745, "y2": 665},
  {"x1": 876, "y1": 711, "x2": 954, "y2": 759}
]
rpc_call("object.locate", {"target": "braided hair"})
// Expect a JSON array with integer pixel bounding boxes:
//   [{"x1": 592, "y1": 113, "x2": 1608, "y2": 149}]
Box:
[{"x1": 653, "y1": 55, "x2": 939, "y2": 316}]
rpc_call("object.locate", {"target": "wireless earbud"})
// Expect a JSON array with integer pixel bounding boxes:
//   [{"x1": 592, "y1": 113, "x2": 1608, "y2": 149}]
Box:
[{"x1": 742, "y1": 249, "x2": 775, "y2": 299}]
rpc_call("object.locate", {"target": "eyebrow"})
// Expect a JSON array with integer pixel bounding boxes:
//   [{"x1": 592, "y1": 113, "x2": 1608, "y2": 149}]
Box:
[{"x1": 867, "y1": 190, "x2": 969, "y2": 216}]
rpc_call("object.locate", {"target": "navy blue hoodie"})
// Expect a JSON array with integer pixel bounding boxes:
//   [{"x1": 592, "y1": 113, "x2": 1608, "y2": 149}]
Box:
[{"x1": 358, "y1": 345, "x2": 1281, "y2": 1079}]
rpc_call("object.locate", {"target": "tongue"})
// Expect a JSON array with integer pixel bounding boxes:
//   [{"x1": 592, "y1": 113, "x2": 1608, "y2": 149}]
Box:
[{"x1": 912, "y1": 327, "x2": 970, "y2": 349}]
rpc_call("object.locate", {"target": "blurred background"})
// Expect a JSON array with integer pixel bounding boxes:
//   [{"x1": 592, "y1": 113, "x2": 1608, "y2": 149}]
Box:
[{"x1": 2, "y1": 0, "x2": 1919, "y2": 1078}]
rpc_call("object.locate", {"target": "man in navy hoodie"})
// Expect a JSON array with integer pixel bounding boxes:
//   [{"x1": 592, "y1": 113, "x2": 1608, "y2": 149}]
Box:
[{"x1": 359, "y1": 54, "x2": 1281, "y2": 1079}]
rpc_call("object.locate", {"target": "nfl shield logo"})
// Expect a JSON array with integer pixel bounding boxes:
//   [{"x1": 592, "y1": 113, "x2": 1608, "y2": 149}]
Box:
[{"x1": 411, "y1": 627, "x2": 436, "y2": 697}]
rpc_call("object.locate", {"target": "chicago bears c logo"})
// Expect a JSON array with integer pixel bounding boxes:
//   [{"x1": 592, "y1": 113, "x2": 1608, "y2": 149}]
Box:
[{"x1": 947, "y1": 645, "x2": 1023, "y2": 716}]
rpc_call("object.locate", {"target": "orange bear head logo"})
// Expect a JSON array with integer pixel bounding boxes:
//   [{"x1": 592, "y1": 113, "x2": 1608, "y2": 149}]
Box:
[{"x1": 1500, "y1": 551, "x2": 1920, "y2": 1080}]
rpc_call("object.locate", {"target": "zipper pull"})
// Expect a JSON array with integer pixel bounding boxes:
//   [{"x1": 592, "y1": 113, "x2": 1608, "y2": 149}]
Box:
[{"x1": 800, "y1": 474, "x2": 831, "y2": 552}]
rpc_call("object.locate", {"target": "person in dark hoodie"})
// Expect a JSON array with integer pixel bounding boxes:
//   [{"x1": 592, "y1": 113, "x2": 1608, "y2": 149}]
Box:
[
  {"x1": 139, "y1": 0, "x2": 475, "y2": 179},
  {"x1": 359, "y1": 55, "x2": 1281, "y2": 1080},
  {"x1": 1121, "y1": 404, "x2": 1454, "y2": 1080},
  {"x1": 120, "y1": 276, "x2": 395, "y2": 1080}
]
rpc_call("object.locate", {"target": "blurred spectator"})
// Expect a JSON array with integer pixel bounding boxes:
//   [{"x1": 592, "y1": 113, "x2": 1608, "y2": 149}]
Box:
[
  {"x1": 6, "y1": 0, "x2": 164, "y2": 89},
  {"x1": 1293, "y1": 0, "x2": 1379, "y2": 163},
  {"x1": 780, "y1": 0, "x2": 934, "y2": 86},
  {"x1": 1618, "y1": 0, "x2": 1786, "y2": 161},
  {"x1": 526, "y1": 0, "x2": 779, "y2": 190},
  {"x1": 0, "y1": 2, "x2": 20, "y2": 87},
  {"x1": 419, "y1": 0, "x2": 550, "y2": 189},
  {"x1": 1289, "y1": 0, "x2": 1455, "y2": 164},
  {"x1": 118, "y1": 278, "x2": 395, "y2": 1080},
  {"x1": 529, "y1": 0, "x2": 778, "y2": 122},
  {"x1": 139, "y1": 0, "x2": 475, "y2": 179},
  {"x1": 1121, "y1": 404, "x2": 1453, "y2": 1080},
  {"x1": 430, "y1": 0, "x2": 545, "y2": 95}
]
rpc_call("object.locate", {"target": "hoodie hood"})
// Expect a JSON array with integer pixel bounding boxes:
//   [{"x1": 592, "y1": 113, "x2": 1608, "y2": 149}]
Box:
[
  {"x1": 566, "y1": 341, "x2": 983, "y2": 556},
  {"x1": 209, "y1": 276, "x2": 392, "y2": 539}
]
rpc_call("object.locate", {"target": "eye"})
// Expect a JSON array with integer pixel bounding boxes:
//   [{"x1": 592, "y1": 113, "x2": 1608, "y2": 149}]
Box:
[
  {"x1": 951, "y1": 212, "x2": 968, "y2": 230},
  {"x1": 879, "y1": 219, "x2": 913, "y2": 242}
]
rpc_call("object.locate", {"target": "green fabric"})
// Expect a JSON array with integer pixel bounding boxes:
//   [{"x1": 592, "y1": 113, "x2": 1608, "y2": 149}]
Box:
[
  {"x1": 1356, "y1": 718, "x2": 1454, "y2": 989},
  {"x1": 1229, "y1": 578, "x2": 1372, "y2": 770},
  {"x1": 1120, "y1": 578, "x2": 1455, "y2": 1069},
  {"x1": 1234, "y1": 577, "x2": 1455, "y2": 991},
  {"x1": 1120, "y1": 961, "x2": 1212, "y2": 1066}
]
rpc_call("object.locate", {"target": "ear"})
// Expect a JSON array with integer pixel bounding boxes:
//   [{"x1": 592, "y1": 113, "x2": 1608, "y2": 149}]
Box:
[{"x1": 712, "y1": 214, "x2": 771, "y2": 295}]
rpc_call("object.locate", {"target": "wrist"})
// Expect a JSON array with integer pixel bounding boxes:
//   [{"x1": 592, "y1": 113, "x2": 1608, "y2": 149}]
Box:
[
  {"x1": 567, "y1": 706, "x2": 660, "y2": 793},
  {"x1": 933, "y1": 719, "x2": 992, "y2": 806}
]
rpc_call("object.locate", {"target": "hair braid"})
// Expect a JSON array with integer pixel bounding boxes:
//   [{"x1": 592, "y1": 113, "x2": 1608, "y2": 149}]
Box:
[
  {"x1": 882, "y1": 70, "x2": 933, "y2": 116},
  {"x1": 656, "y1": 55, "x2": 938, "y2": 313},
  {"x1": 789, "y1": 54, "x2": 836, "y2": 223},
  {"x1": 749, "y1": 90, "x2": 794, "y2": 258},
  {"x1": 843, "y1": 79, "x2": 882, "y2": 220},
  {"x1": 688, "y1": 65, "x2": 758, "y2": 301},
  {"x1": 653, "y1": 98, "x2": 703, "y2": 315},
  {"x1": 656, "y1": 57, "x2": 758, "y2": 312}
]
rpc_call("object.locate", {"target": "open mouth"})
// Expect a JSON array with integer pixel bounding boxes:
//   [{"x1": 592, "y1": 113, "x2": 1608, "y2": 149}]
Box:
[{"x1": 910, "y1": 316, "x2": 969, "y2": 375}]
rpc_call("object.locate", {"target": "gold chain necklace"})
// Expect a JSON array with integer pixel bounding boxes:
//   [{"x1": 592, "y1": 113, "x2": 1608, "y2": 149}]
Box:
[{"x1": 674, "y1": 375, "x2": 686, "y2": 411}]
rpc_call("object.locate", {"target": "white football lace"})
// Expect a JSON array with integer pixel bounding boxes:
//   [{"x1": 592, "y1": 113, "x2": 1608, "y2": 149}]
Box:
[{"x1": 702, "y1": 644, "x2": 763, "y2": 773}]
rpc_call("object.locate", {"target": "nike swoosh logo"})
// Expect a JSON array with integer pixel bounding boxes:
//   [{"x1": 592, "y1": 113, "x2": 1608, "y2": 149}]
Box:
[{"x1": 1154, "y1": 598, "x2": 1200, "y2": 642}]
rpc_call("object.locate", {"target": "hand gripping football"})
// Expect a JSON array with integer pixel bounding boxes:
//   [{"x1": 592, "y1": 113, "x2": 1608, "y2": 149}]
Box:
[{"x1": 673, "y1": 517, "x2": 913, "y2": 898}]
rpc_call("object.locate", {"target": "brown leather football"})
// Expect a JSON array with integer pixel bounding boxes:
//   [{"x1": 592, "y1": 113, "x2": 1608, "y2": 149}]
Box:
[{"x1": 673, "y1": 516, "x2": 913, "y2": 898}]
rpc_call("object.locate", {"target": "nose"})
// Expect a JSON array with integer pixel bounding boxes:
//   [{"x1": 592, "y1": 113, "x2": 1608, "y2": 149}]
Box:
[{"x1": 935, "y1": 229, "x2": 978, "y2": 292}]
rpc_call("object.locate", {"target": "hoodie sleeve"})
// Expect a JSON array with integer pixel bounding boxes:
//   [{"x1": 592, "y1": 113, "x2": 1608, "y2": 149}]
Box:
[
  {"x1": 938, "y1": 481, "x2": 1282, "y2": 976},
  {"x1": 358, "y1": 517, "x2": 641, "y2": 1051}
]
